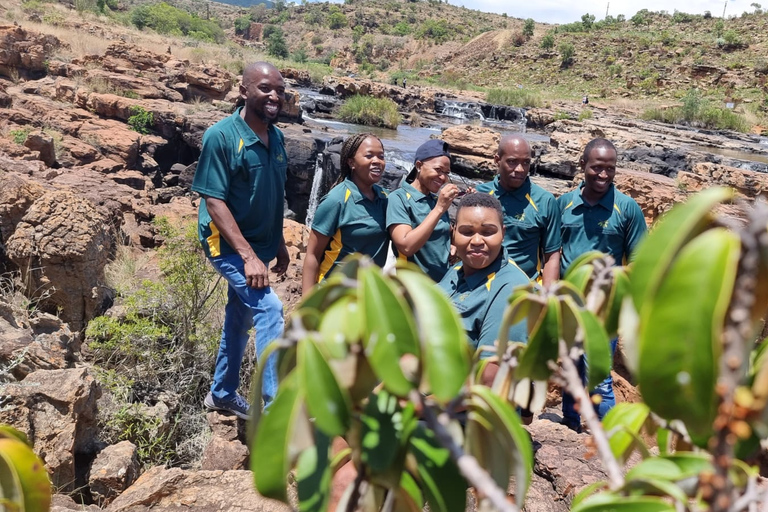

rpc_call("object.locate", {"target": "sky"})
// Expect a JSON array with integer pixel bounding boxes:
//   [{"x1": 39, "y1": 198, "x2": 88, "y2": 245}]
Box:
[{"x1": 443, "y1": 1, "x2": 750, "y2": 24}]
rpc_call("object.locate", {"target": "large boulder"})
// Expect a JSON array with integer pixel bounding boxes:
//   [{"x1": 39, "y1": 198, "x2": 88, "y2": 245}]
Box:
[
  {"x1": 105, "y1": 467, "x2": 292, "y2": 512},
  {"x1": 4, "y1": 189, "x2": 114, "y2": 330},
  {"x1": 0, "y1": 368, "x2": 101, "y2": 492},
  {"x1": 0, "y1": 25, "x2": 62, "y2": 79},
  {"x1": 89, "y1": 441, "x2": 141, "y2": 506}
]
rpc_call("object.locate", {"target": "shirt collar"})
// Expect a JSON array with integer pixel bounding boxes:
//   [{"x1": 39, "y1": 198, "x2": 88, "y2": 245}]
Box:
[
  {"x1": 232, "y1": 106, "x2": 275, "y2": 148},
  {"x1": 458, "y1": 250, "x2": 508, "y2": 290},
  {"x1": 344, "y1": 178, "x2": 385, "y2": 203},
  {"x1": 574, "y1": 182, "x2": 616, "y2": 211},
  {"x1": 493, "y1": 175, "x2": 531, "y2": 198},
  {"x1": 401, "y1": 181, "x2": 431, "y2": 201}
]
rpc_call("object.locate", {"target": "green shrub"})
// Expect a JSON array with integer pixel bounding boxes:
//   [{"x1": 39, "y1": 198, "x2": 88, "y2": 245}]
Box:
[
  {"x1": 267, "y1": 28, "x2": 289, "y2": 58},
  {"x1": 394, "y1": 21, "x2": 411, "y2": 36},
  {"x1": 578, "y1": 108, "x2": 593, "y2": 121},
  {"x1": 559, "y1": 41, "x2": 575, "y2": 67},
  {"x1": 486, "y1": 87, "x2": 542, "y2": 108},
  {"x1": 338, "y1": 94, "x2": 402, "y2": 128},
  {"x1": 127, "y1": 106, "x2": 154, "y2": 134},
  {"x1": 540, "y1": 33, "x2": 555, "y2": 50},
  {"x1": 642, "y1": 89, "x2": 750, "y2": 132},
  {"x1": 9, "y1": 128, "x2": 31, "y2": 145},
  {"x1": 130, "y1": 2, "x2": 224, "y2": 43},
  {"x1": 327, "y1": 11, "x2": 347, "y2": 29},
  {"x1": 416, "y1": 19, "x2": 451, "y2": 43},
  {"x1": 553, "y1": 111, "x2": 571, "y2": 120},
  {"x1": 522, "y1": 18, "x2": 534, "y2": 38},
  {"x1": 234, "y1": 15, "x2": 250, "y2": 34}
]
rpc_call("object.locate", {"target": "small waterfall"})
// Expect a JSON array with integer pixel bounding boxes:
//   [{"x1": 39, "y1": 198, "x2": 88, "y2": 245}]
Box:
[
  {"x1": 438, "y1": 100, "x2": 486, "y2": 120},
  {"x1": 304, "y1": 152, "x2": 325, "y2": 229}
]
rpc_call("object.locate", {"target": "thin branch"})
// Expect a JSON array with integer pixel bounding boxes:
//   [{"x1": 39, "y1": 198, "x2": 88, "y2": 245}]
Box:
[
  {"x1": 558, "y1": 339, "x2": 624, "y2": 490},
  {"x1": 410, "y1": 391, "x2": 519, "y2": 512}
]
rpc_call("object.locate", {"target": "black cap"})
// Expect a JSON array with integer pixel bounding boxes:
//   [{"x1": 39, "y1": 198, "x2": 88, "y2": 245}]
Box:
[{"x1": 406, "y1": 139, "x2": 451, "y2": 183}]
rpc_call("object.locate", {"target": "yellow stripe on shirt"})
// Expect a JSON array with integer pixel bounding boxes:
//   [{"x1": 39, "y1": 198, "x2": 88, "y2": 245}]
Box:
[
  {"x1": 318, "y1": 229, "x2": 343, "y2": 282},
  {"x1": 614, "y1": 203, "x2": 622, "y2": 214},
  {"x1": 525, "y1": 193, "x2": 539, "y2": 212},
  {"x1": 238, "y1": 138, "x2": 244, "y2": 154},
  {"x1": 206, "y1": 221, "x2": 221, "y2": 257},
  {"x1": 485, "y1": 272, "x2": 496, "y2": 291}
]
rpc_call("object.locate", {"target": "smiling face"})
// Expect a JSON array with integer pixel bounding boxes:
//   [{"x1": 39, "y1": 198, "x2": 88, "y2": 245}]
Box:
[
  {"x1": 415, "y1": 155, "x2": 451, "y2": 194},
  {"x1": 453, "y1": 206, "x2": 505, "y2": 275},
  {"x1": 240, "y1": 64, "x2": 285, "y2": 124},
  {"x1": 348, "y1": 136, "x2": 386, "y2": 188},
  {"x1": 495, "y1": 137, "x2": 532, "y2": 191},
  {"x1": 581, "y1": 145, "x2": 617, "y2": 201}
]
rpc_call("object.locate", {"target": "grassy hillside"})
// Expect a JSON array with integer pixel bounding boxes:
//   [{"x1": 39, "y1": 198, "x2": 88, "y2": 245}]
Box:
[{"x1": 1, "y1": 0, "x2": 766, "y2": 129}]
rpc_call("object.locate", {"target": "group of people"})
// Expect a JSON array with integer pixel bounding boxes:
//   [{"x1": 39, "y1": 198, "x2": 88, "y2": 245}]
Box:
[{"x1": 191, "y1": 63, "x2": 648, "y2": 432}]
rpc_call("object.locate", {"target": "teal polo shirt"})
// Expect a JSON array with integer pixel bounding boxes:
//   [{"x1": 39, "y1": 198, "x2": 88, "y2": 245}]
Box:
[
  {"x1": 311, "y1": 178, "x2": 389, "y2": 281},
  {"x1": 438, "y1": 253, "x2": 530, "y2": 357},
  {"x1": 191, "y1": 107, "x2": 287, "y2": 261},
  {"x1": 386, "y1": 182, "x2": 451, "y2": 282},
  {"x1": 476, "y1": 176, "x2": 561, "y2": 279},
  {"x1": 558, "y1": 183, "x2": 648, "y2": 275}
]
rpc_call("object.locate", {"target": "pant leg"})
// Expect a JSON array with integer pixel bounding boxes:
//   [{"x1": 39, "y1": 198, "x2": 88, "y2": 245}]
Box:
[
  {"x1": 210, "y1": 276, "x2": 253, "y2": 402},
  {"x1": 562, "y1": 338, "x2": 618, "y2": 427},
  {"x1": 209, "y1": 254, "x2": 284, "y2": 406},
  {"x1": 561, "y1": 355, "x2": 586, "y2": 430}
]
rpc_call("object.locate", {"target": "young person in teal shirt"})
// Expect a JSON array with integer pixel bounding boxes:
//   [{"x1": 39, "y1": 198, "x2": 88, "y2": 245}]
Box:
[
  {"x1": 302, "y1": 133, "x2": 389, "y2": 294},
  {"x1": 476, "y1": 134, "x2": 561, "y2": 287},
  {"x1": 558, "y1": 138, "x2": 648, "y2": 432},
  {"x1": 438, "y1": 193, "x2": 530, "y2": 362},
  {"x1": 387, "y1": 139, "x2": 462, "y2": 282}
]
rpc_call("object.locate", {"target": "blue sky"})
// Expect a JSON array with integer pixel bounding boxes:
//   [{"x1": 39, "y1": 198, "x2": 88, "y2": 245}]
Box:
[{"x1": 446, "y1": 1, "x2": 750, "y2": 24}]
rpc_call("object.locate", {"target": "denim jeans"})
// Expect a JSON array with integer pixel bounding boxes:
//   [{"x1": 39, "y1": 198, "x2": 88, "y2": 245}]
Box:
[
  {"x1": 208, "y1": 253, "x2": 283, "y2": 407},
  {"x1": 562, "y1": 338, "x2": 618, "y2": 429}
]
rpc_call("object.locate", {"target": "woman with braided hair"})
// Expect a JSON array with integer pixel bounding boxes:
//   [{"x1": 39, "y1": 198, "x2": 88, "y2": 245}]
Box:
[{"x1": 302, "y1": 133, "x2": 390, "y2": 295}]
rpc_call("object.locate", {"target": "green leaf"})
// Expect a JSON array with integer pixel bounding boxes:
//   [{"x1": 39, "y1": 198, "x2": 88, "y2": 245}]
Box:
[
  {"x1": 299, "y1": 338, "x2": 351, "y2": 436},
  {"x1": 410, "y1": 426, "x2": 467, "y2": 512},
  {"x1": 0, "y1": 435, "x2": 52, "y2": 512},
  {"x1": 571, "y1": 481, "x2": 606, "y2": 510},
  {"x1": 563, "y1": 250, "x2": 604, "y2": 280},
  {"x1": 360, "y1": 267, "x2": 420, "y2": 396},
  {"x1": 572, "y1": 494, "x2": 676, "y2": 512},
  {"x1": 318, "y1": 296, "x2": 357, "y2": 359},
  {"x1": 623, "y1": 478, "x2": 688, "y2": 503},
  {"x1": 395, "y1": 269, "x2": 471, "y2": 403},
  {"x1": 296, "y1": 429, "x2": 332, "y2": 512},
  {"x1": 626, "y1": 458, "x2": 683, "y2": 482},
  {"x1": 602, "y1": 403, "x2": 650, "y2": 463},
  {"x1": 517, "y1": 296, "x2": 560, "y2": 381},
  {"x1": 496, "y1": 291, "x2": 534, "y2": 360},
  {"x1": 659, "y1": 452, "x2": 713, "y2": 479},
  {"x1": 603, "y1": 267, "x2": 631, "y2": 338},
  {"x1": 580, "y1": 309, "x2": 611, "y2": 389},
  {"x1": 630, "y1": 187, "x2": 733, "y2": 313},
  {"x1": 396, "y1": 472, "x2": 424, "y2": 512},
  {"x1": 656, "y1": 428, "x2": 670, "y2": 455},
  {"x1": 470, "y1": 386, "x2": 533, "y2": 504},
  {"x1": 637, "y1": 228, "x2": 740, "y2": 439},
  {"x1": 252, "y1": 373, "x2": 304, "y2": 502},
  {"x1": 564, "y1": 263, "x2": 593, "y2": 293}
]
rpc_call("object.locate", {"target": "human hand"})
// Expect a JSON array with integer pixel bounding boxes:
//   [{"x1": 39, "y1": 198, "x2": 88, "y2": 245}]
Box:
[
  {"x1": 271, "y1": 243, "x2": 290, "y2": 275},
  {"x1": 244, "y1": 254, "x2": 269, "y2": 289},
  {"x1": 436, "y1": 183, "x2": 461, "y2": 211}
]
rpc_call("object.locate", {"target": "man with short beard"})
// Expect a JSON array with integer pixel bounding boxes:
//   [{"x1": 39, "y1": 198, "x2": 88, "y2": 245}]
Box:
[{"x1": 192, "y1": 62, "x2": 289, "y2": 418}]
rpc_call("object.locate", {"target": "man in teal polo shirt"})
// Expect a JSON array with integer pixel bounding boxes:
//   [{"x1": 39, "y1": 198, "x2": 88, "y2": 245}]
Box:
[
  {"x1": 558, "y1": 137, "x2": 647, "y2": 431},
  {"x1": 477, "y1": 134, "x2": 561, "y2": 287},
  {"x1": 192, "y1": 61, "x2": 289, "y2": 419}
]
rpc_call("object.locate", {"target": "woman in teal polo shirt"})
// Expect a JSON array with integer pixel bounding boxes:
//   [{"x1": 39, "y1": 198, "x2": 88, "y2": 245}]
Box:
[
  {"x1": 302, "y1": 133, "x2": 389, "y2": 295},
  {"x1": 387, "y1": 139, "x2": 461, "y2": 282}
]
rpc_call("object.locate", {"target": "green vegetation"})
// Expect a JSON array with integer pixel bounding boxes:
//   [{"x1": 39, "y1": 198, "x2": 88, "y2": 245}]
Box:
[
  {"x1": 130, "y1": 2, "x2": 225, "y2": 43},
  {"x1": 248, "y1": 189, "x2": 768, "y2": 512},
  {"x1": 559, "y1": 41, "x2": 575, "y2": 67},
  {"x1": 522, "y1": 18, "x2": 534, "y2": 38},
  {"x1": 486, "y1": 87, "x2": 542, "y2": 108},
  {"x1": 127, "y1": 106, "x2": 154, "y2": 134},
  {"x1": 86, "y1": 220, "x2": 227, "y2": 467},
  {"x1": 337, "y1": 94, "x2": 402, "y2": 128},
  {"x1": 265, "y1": 26, "x2": 289, "y2": 58},
  {"x1": 9, "y1": 127, "x2": 31, "y2": 145},
  {"x1": 416, "y1": 18, "x2": 451, "y2": 43},
  {"x1": 577, "y1": 108, "x2": 593, "y2": 121},
  {"x1": 327, "y1": 8, "x2": 348, "y2": 29},
  {"x1": 642, "y1": 89, "x2": 749, "y2": 132},
  {"x1": 540, "y1": 33, "x2": 555, "y2": 50}
]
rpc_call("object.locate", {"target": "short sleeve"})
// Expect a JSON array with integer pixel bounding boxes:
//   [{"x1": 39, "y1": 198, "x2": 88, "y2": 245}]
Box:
[
  {"x1": 191, "y1": 127, "x2": 231, "y2": 200},
  {"x1": 386, "y1": 190, "x2": 413, "y2": 229},
  {"x1": 541, "y1": 194, "x2": 562, "y2": 254},
  {"x1": 624, "y1": 200, "x2": 648, "y2": 260},
  {"x1": 477, "y1": 284, "x2": 527, "y2": 358},
  {"x1": 311, "y1": 189, "x2": 343, "y2": 237}
]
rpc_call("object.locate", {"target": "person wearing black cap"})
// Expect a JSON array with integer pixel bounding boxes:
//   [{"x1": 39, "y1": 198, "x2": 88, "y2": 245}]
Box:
[{"x1": 386, "y1": 139, "x2": 461, "y2": 282}]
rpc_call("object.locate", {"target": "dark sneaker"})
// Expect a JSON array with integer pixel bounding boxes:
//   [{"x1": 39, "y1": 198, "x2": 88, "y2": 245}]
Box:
[{"x1": 204, "y1": 392, "x2": 250, "y2": 420}]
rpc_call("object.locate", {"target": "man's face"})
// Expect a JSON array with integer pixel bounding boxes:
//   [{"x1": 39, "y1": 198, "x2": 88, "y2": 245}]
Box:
[
  {"x1": 495, "y1": 139, "x2": 531, "y2": 191},
  {"x1": 240, "y1": 67, "x2": 285, "y2": 123},
  {"x1": 582, "y1": 146, "x2": 617, "y2": 198}
]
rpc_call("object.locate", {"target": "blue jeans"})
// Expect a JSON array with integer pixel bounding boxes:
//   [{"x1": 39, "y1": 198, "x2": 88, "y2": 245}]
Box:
[
  {"x1": 562, "y1": 338, "x2": 618, "y2": 429},
  {"x1": 208, "y1": 254, "x2": 283, "y2": 407}
]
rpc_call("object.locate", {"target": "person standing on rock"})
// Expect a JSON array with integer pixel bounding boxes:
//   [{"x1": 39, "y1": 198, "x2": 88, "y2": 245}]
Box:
[
  {"x1": 558, "y1": 137, "x2": 647, "y2": 432},
  {"x1": 476, "y1": 134, "x2": 561, "y2": 287},
  {"x1": 386, "y1": 139, "x2": 461, "y2": 282},
  {"x1": 192, "y1": 62, "x2": 289, "y2": 419},
  {"x1": 302, "y1": 133, "x2": 389, "y2": 295}
]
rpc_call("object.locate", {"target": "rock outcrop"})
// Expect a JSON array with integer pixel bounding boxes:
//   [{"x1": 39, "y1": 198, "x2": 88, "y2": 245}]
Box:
[{"x1": 89, "y1": 441, "x2": 141, "y2": 506}]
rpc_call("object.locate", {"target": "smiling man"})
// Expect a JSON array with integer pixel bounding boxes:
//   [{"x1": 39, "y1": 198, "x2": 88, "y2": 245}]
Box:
[
  {"x1": 557, "y1": 137, "x2": 647, "y2": 432},
  {"x1": 192, "y1": 61, "x2": 289, "y2": 418},
  {"x1": 476, "y1": 134, "x2": 561, "y2": 287}
]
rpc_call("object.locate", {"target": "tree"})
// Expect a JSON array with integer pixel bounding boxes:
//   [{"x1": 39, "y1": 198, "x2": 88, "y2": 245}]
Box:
[
  {"x1": 234, "y1": 15, "x2": 251, "y2": 35},
  {"x1": 523, "y1": 18, "x2": 534, "y2": 38},
  {"x1": 559, "y1": 41, "x2": 575, "y2": 67},
  {"x1": 266, "y1": 27, "x2": 289, "y2": 58},
  {"x1": 540, "y1": 33, "x2": 555, "y2": 50},
  {"x1": 247, "y1": 188, "x2": 768, "y2": 512},
  {"x1": 581, "y1": 13, "x2": 595, "y2": 30},
  {"x1": 327, "y1": 10, "x2": 348, "y2": 29}
]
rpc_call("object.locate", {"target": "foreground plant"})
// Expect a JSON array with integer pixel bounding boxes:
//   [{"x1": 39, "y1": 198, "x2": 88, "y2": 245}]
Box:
[
  {"x1": 0, "y1": 425, "x2": 51, "y2": 512},
  {"x1": 249, "y1": 187, "x2": 768, "y2": 512}
]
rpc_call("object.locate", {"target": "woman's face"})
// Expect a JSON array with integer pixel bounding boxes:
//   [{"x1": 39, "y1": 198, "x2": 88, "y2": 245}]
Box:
[
  {"x1": 348, "y1": 137, "x2": 385, "y2": 187},
  {"x1": 453, "y1": 206, "x2": 504, "y2": 275},
  {"x1": 416, "y1": 156, "x2": 451, "y2": 194}
]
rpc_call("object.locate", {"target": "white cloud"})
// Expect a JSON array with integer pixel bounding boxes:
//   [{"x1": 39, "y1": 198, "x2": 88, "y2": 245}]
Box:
[{"x1": 450, "y1": 0, "x2": 748, "y2": 24}]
